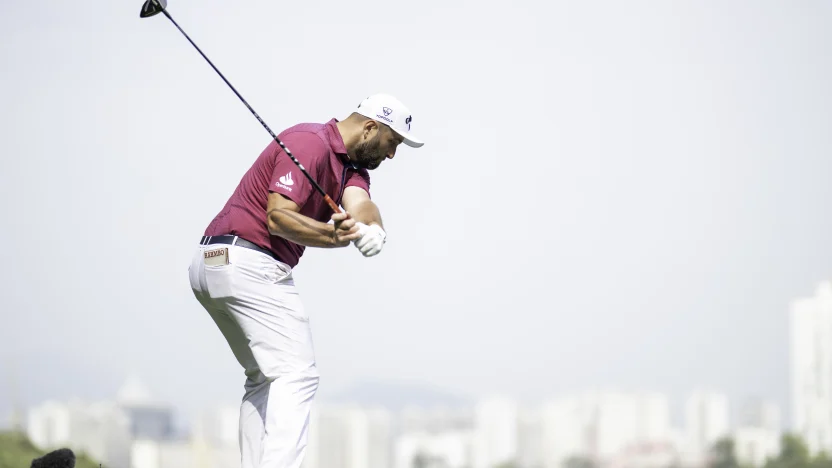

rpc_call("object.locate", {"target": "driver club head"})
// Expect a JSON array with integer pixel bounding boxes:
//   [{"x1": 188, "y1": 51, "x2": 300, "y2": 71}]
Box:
[{"x1": 140, "y1": 0, "x2": 168, "y2": 18}]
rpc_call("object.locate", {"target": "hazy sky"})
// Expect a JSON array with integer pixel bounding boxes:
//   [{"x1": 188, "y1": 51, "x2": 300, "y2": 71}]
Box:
[{"x1": 1, "y1": 0, "x2": 830, "y2": 429}]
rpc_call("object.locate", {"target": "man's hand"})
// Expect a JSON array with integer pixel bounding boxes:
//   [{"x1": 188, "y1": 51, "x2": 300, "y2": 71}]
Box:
[
  {"x1": 352, "y1": 222, "x2": 387, "y2": 257},
  {"x1": 331, "y1": 212, "x2": 362, "y2": 247}
]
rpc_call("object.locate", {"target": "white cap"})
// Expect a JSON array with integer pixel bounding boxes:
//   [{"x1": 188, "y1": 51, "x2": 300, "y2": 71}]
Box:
[{"x1": 355, "y1": 93, "x2": 424, "y2": 148}]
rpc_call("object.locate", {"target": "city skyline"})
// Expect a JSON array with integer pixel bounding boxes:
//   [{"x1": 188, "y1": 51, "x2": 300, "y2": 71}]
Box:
[
  {"x1": 9, "y1": 278, "x2": 832, "y2": 468},
  {"x1": 3, "y1": 281, "x2": 831, "y2": 436},
  {"x1": 18, "y1": 384, "x2": 785, "y2": 468},
  {"x1": 6, "y1": 281, "x2": 831, "y2": 434}
]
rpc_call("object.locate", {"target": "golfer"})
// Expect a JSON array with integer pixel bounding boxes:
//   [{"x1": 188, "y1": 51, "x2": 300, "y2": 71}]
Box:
[{"x1": 187, "y1": 93, "x2": 423, "y2": 468}]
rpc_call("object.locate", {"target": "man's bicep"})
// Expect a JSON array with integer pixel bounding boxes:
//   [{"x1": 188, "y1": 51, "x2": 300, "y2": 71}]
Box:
[
  {"x1": 341, "y1": 186, "x2": 371, "y2": 212},
  {"x1": 268, "y1": 191, "x2": 301, "y2": 213}
]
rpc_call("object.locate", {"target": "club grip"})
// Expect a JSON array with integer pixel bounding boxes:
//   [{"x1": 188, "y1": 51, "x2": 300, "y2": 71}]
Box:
[{"x1": 324, "y1": 195, "x2": 342, "y2": 214}]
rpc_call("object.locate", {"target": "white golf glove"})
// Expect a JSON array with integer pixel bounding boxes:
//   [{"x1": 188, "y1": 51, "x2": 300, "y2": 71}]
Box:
[{"x1": 353, "y1": 222, "x2": 386, "y2": 257}]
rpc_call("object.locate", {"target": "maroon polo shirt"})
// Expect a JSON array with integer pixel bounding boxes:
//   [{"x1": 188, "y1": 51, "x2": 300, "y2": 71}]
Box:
[{"x1": 203, "y1": 118, "x2": 371, "y2": 268}]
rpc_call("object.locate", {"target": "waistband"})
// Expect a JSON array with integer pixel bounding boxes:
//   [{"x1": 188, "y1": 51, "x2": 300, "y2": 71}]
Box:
[{"x1": 200, "y1": 235, "x2": 283, "y2": 263}]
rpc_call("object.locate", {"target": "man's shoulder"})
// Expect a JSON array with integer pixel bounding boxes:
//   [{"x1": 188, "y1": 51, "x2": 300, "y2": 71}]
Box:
[
  {"x1": 279, "y1": 122, "x2": 329, "y2": 144},
  {"x1": 269, "y1": 122, "x2": 331, "y2": 160}
]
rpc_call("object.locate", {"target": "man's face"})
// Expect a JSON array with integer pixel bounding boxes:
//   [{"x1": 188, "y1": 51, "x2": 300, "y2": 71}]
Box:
[{"x1": 352, "y1": 124, "x2": 404, "y2": 170}]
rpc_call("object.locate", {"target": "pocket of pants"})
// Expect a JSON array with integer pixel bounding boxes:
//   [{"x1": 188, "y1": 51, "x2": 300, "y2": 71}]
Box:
[
  {"x1": 264, "y1": 261, "x2": 292, "y2": 284},
  {"x1": 204, "y1": 263, "x2": 236, "y2": 299}
]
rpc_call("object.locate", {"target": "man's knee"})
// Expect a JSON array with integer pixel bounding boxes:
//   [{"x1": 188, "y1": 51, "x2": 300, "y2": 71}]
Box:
[{"x1": 263, "y1": 365, "x2": 319, "y2": 391}]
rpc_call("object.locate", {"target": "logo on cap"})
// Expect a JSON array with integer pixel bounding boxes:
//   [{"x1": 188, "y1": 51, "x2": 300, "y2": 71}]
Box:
[
  {"x1": 383, "y1": 107, "x2": 393, "y2": 116},
  {"x1": 405, "y1": 115, "x2": 412, "y2": 131}
]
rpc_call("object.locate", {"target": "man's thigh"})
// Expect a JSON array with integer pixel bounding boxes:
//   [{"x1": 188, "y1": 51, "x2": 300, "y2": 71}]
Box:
[
  {"x1": 194, "y1": 289, "x2": 264, "y2": 383},
  {"x1": 226, "y1": 249, "x2": 317, "y2": 379}
]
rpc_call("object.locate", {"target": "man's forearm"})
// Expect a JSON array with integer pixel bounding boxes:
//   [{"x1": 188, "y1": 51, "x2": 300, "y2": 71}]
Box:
[
  {"x1": 267, "y1": 209, "x2": 338, "y2": 248},
  {"x1": 350, "y1": 200, "x2": 384, "y2": 229}
]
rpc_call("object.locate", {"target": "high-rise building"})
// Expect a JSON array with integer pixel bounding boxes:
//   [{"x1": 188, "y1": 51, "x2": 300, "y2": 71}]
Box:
[
  {"x1": 540, "y1": 394, "x2": 596, "y2": 468},
  {"x1": 594, "y1": 392, "x2": 640, "y2": 461},
  {"x1": 192, "y1": 404, "x2": 241, "y2": 468},
  {"x1": 366, "y1": 407, "x2": 394, "y2": 468},
  {"x1": 635, "y1": 392, "x2": 672, "y2": 444},
  {"x1": 731, "y1": 398, "x2": 782, "y2": 468},
  {"x1": 683, "y1": 390, "x2": 730, "y2": 460},
  {"x1": 116, "y1": 375, "x2": 174, "y2": 441},
  {"x1": 304, "y1": 404, "x2": 393, "y2": 468},
  {"x1": 539, "y1": 391, "x2": 674, "y2": 467},
  {"x1": 516, "y1": 406, "x2": 543, "y2": 468},
  {"x1": 790, "y1": 280, "x2": 832, "y2": 455},
  {"x1": 739, "y1": 399, "x2": 780, "y2": 433},
  {"x1": 733, "y1": 426, "x2": 780, "y2": 468},
  {"x1": 26, "y1": 400, "x2": 72, "y2": 449},
  {"x1": 472, "y1": 395, "x2": 518, "y2": 468}
]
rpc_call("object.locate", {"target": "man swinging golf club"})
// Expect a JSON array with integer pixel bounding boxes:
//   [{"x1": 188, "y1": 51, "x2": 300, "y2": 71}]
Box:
[
  {"x1": 188, "y1": 93, "x2": 424, "y2": 468},
  {"x1": 139, "y1": 3, "x2": 423, "y2": 466}
]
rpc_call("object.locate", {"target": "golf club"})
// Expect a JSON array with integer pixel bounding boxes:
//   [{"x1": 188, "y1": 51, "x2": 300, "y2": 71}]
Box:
[{"x1": 140, "y1": 0, "x2": 342, "y2": 214}]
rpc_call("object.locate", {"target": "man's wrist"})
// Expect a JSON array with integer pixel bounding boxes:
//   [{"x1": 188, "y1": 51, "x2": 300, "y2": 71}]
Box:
[
  {"x1": 367, "y1": 223, "x2": 386, "y2": 241},
  {"x1": 327, "y1": 223, "x2": 340, "y2": 247}
]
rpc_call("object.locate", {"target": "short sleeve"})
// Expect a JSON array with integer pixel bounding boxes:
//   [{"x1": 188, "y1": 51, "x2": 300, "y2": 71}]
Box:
[
  {"x1": 345, "y1": 167, "x2": 371, "y2": 199},
  {"x1": 268, "y1": 132, "x2": 328, "y2": 208}
]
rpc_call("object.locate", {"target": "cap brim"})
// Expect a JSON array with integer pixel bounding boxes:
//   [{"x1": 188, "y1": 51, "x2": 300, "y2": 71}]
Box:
[
  {"x1": 392, "y1": 128, "x2": 424, "y2": 148},
  {"x1": 355, "y1": 109, "x2": 424, "y2": 148}
]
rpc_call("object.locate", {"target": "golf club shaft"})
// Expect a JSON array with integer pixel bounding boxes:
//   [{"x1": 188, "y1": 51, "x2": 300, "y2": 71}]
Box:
[{"x1": 159, "y1": 9, "x2": 341, "y2": 214}]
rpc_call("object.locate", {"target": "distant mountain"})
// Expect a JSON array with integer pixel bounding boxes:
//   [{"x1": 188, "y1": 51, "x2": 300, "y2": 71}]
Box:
[{"x1": 320, "y1": 379, "x2": 472, "y2": 411}]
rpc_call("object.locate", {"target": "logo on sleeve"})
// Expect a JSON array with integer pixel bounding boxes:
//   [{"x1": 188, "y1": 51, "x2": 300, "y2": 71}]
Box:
[{"x1": 276, "y1": 172, "x2": 294, "y2": 191}]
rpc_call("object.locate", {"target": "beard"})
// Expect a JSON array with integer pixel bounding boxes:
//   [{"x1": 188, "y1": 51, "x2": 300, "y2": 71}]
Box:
[{"x1": 351, "y1": 134, "x2": 386, "y2": 170}]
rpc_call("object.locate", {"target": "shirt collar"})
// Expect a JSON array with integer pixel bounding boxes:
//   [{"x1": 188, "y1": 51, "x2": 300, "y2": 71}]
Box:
[{"x1": 324, "y1": 118, "x2": 348, "y2": 156}]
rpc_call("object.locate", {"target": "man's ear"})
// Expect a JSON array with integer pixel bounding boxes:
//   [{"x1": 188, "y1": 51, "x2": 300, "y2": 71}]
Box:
[{"x1": 362, "y1": 120, "x2": 380, "y2": 140}]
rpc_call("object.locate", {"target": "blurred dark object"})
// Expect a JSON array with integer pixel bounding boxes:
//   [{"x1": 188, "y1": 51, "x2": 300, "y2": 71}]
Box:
[{"x1": 30, "y1": 448, "x2": 76, "y2": 468}]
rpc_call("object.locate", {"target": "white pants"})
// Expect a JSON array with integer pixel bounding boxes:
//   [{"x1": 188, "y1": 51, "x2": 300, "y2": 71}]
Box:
[{"x1": 188, "y1": 240, "x2": 319, "y2": 468}]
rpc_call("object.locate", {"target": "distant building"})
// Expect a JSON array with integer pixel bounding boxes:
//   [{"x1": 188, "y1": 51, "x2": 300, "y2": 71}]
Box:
[
  {"x1": 303, "y1": 403, "x2": 393, "y2": 468},
  {"x1": 24, "y1": 375, "x2": 179, "y2": 468},
  {"x1": 733, "y1": 427, "x2": 779, "y2": 468},
  {"x1": 540, "y1": 393, "x2": 596, "y2": 467},
  {"x1": 607, "y1": 441, "x2": 680, "y2": 468},
  {"x1": 790, "y1": 280, "x2": 832, "y2": 455},
  {"x1": 739, "y1": 399, "x2": 781, "y2": 433},
  {"x1": 398, "y1": 405, "x2": 473, "y2": 434},
  {"x1": 192, "y1": 404, "x2": 238, "y2": 448},
  {"x1": 26, "y1": 398, "x2": 132, "y2": 468},
  {"x1": 472, "y1": 395, "x2": 518, "y2": 468},
  {"x1": 27, "y1": 400, "x2": 72, "y2": 449},
  {"x1": 516, "y1": 406, "x2": 543, "y2": 468},
  {"x1": 635, "y1": 392, "x2": 672, "y2": 444},
  {"x1": 191, "y1": 404, "x2": 241, "y2": 468},
  {"x1": 594, "y1": 391, "x2": 641, "y2": 462},
  {"x1": 538, "y1": 391, "x2": 676, "y2": 468},
  {"x1": 122, "y1": 405, "x2": 174, "y2": 441},
  {"x1": 116, "y1": 375, "x2": 174, "y2": 441},
  {"x1": 130, "y1": 439, "x2": 195, "y2": 468},
  {"x1": 683, "y1": 389, "x2": 730, "y2": 462},
  {"x1": 394, "y1": 429, "x2": 473, "y2": 468}
]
